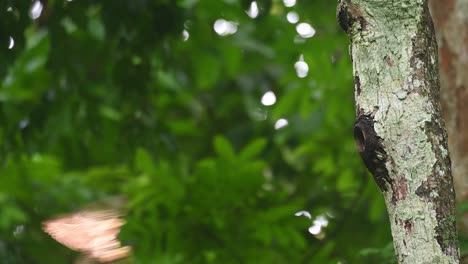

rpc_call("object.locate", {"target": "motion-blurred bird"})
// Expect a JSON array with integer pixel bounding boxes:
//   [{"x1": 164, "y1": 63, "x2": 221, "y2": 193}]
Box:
[{"x1": 42, "y1": 196, "x2": 131, "y2": 263}]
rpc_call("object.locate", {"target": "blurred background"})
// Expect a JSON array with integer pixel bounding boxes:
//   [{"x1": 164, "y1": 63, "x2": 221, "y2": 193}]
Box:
[{"x1": 1, "y1": 0, "x2": 464, "y2": 263}]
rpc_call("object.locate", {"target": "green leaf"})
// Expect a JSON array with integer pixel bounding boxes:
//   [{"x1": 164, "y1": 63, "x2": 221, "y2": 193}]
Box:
[
  {"x1": 99, "y1": 105, "x2": 122, "y2": 121},
  {"x1": 239, "y1": 138, "x2": 267, "y2": 160},
  {"x1": 193, "y1": 53, "x2": 221, "y2": 90},
  {"x1": 28, "y1": 154, "x2": 62, "y2": 182},
  {"x1": 88, "y1": 17, "x2": 105, "y2": 41},
  {"x1": 213, "y1": 135, "x2": 235, "y2": 159},
  {"x1": 135, "y1": 148, "x2": 155, "y2": 173},
  {"x1": 0, "y1": 28, "x2": 50, "y2": 101},
  {"x1": 156, "y1": 70, "x2": 181, "y2": 91}
]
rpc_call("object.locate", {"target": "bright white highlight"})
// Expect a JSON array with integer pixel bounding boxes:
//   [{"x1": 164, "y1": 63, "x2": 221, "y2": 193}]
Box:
[
  {"x1": 295, "y1": 61, "x2": 308, "y2": 78},
  {"x1": 30, "y1": 1, "x2": 43, "y2": 19},
  {"x1": 246, "y1": 1, "x2": 259, "y2": 19},
  {"x1": 274, "y1": 119, "x2": 289, "y2": 130},
  {"x1": 182, "y1": 30, "x2": 189, "y2": 41},
  {"x1": 286, "y1": 11, "x2": 299, "y2": 24},
  {"x1": 296, "y1": 22, "x2": 316, "y2": 38},
  {"x1": 283, "y1": 0, "x2": 296, "y2": 7},
  {"x1": 315, "y1": 215, "x2": 328, "y2": 227},
  {"x1": 8, "y1": 36, "x2": 14, "y2": 49},
  {"x1": 294, "y1": 55, "x2": 309, "y2": 78},
  {"x1": 308, "y1": 215, "x2": 329, "y2": 235},
  {"x1": 308, "y1": 225, "x2": 321, "y2": 235},
  {"x1": 294, "y1": 210, "x2": 311, "y2": 219},
  {"x1": 213, "y1": 19, "x2": 238, "y2": 36},
  {"x1": 261, "y1": 91, "x2": 276, "y2": 106}
]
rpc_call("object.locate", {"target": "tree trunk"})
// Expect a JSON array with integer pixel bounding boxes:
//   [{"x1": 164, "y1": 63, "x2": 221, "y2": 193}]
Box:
[
  {"x1": 337, "y1": 0, "x2": 460, "y2": 263},
  {"x1": 429, "y1": 0, "x2": 468, "y2": 234}
]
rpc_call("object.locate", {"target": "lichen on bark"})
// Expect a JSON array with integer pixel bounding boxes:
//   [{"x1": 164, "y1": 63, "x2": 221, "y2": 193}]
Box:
[{"x1": 338, "y1": 0, "x2": 460, "y2": 263}]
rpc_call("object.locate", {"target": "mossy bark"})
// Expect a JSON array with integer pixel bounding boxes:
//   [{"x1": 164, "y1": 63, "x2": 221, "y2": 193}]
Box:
[{"x1": 337, "y1": 0, "x2": 460, "y2": 263}]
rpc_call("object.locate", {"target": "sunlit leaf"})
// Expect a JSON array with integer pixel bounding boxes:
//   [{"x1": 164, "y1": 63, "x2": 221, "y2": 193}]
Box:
[
  {"x1": 213, "y1": 135, "x2": 235, "y2": 160},
  {"x1": 239, "y1": 138, "x2": 267, "y2": 160}
]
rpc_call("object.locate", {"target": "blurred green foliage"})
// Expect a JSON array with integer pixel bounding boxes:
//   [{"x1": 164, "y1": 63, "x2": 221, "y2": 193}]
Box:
[{"x1": 0, "y1": 0, "x2": 401, "y2": 263}]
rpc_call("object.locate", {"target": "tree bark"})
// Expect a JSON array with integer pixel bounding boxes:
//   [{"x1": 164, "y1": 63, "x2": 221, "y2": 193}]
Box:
[
  {"x1": 429, "y1": 0, "x2": 468, "y2": 234},
  {"x1": 337, "y1": 0, "x2": 460, "y2": 263}
]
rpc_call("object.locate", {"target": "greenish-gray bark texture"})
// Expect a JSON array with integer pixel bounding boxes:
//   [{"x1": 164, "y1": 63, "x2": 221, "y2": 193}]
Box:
[{"x1": 337, "y1": 0, "x2": 460, "y2": 263}]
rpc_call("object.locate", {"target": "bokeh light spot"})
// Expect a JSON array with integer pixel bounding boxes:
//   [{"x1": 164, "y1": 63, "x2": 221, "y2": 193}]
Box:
[
  {"x1": 261, "y1": 91, "x2": 276, "y2": 106},
  {"x1": 294, "y1": 55, "x2": 309, "y2": 78},
  {"x1": 294, "y1": 210, "x2": 311, "y2": 219},
  {"x1": 274, "y1": 119, "x2": 289, "y2": 130},
  {"x1": 214, "y1": 19, "x2": 238, "y2": 36},
  {"x1": 246, "y1": 1, "x2": 259, "y2": 19},
  {"x1": 283, "y1": 0, "x2": 296, "y2": 7},
  {"x1": 30, "y1": 1, "x2": 43, "y2": 19},
  {"x1": 8, "y1": 36, "x2": 14, "y2": 49},
  {"x1": 287, "y1": 11, "x2": 299, "y2": 24},
  {"x1": 296, "y1": 22, "x2": 316, "y2": 38},
  {"x1": 182, "y1": 30, "x2": 190, "y2": 41}
]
